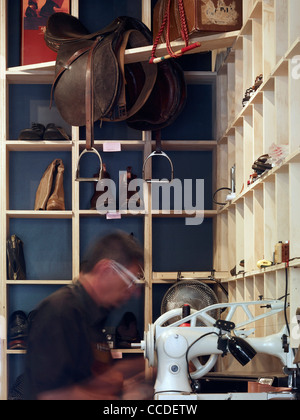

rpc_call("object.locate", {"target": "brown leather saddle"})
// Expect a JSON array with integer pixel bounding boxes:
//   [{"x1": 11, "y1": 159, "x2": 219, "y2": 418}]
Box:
[{"x1": 45, "y1": 13, "x2": 186, "y2": 180}]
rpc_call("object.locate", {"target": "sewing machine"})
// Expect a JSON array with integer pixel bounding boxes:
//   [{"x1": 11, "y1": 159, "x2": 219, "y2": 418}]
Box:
[{"x1": 135, "y1": 300, "x2": 299, "y2": 400}]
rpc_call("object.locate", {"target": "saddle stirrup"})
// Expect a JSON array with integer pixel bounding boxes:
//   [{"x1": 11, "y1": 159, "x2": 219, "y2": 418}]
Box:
[
  {"x1": 142, "y1": 130, "x2": 174, "y2": 184},
  {"x1": 75, "y1": 147, "x2": 103, "y2": 182},
  {"x1": 76, "y1": 37, "x2": 103, "y2": 183}
]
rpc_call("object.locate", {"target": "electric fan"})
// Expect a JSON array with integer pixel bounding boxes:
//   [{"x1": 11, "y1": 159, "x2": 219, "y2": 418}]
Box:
[{"x1": 160, "y1": 280, "x2": 220, "y2": 325}]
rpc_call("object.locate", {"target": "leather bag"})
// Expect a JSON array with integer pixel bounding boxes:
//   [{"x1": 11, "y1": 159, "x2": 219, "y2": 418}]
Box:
[
  {"x1": 7, "y1": 235, "x2": 26, "y2": 280},
  {"x1": 34, "y1": 159, "x2": 65, "y2": 210}
]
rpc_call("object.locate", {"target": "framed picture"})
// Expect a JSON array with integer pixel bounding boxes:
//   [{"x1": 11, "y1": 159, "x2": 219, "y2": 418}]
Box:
[{"x1": 21, "y1": 0, "x2": 70, "y2": 66}]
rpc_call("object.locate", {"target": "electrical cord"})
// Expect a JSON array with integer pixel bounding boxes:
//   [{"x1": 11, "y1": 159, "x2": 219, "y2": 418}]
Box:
[
  {"x1": 185, "y1": 331, "x2": 219, "y2": 385},
  {"x1": 284, "y1": 264, "x2": 300, "y2": 373},
  {"x1": 284, "y1": 265, "x2": 290, "y2": 336},
  {"x1": 213, "y1": 187, "x2": 232, "y2": 206}
]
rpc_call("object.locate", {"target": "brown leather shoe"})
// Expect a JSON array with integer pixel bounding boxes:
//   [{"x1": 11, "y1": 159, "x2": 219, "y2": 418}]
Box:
[
  {"x1": 43, "y1": 123, "x2": 70, "y2": 140},
  {"x1": 18, "y1": 123, "x2": 45, "y2": 140},
  {"x1": 90, "y1": 163, "x2": 111, "y2": 210}
]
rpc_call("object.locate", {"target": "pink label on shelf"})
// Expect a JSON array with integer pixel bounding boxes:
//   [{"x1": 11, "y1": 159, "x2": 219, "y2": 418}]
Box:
[
  {"x1": 103, "y1": 142, "x2": 121, "y2": 152},
  {"x1": 106, "y1": 212, "x2": 122, "y2": 220}
]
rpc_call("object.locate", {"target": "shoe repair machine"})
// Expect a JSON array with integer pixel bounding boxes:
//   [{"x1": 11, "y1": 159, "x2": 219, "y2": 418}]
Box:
[{"x1": 133, "y1": 299, "x2": 300, "y2": 400}]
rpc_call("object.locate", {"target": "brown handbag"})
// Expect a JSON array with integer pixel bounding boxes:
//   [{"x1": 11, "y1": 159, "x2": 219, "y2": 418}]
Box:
[
  {"x1": 34, "y1": 159, "x2": 65, "y2": 211},
  {"x1": 153, "y1": 0, "x2": 243, "y2": 44}
]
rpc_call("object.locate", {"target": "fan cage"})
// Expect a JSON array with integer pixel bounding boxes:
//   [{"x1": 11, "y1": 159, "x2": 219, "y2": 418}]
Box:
[{"x1": 160, "y1": 280, "x2": 220, "y2": 326}]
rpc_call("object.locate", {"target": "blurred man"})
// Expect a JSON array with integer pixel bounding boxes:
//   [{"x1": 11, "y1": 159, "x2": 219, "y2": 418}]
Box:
[{"x1": 24, "y1": 231, "x2": 148, "y2": 400}]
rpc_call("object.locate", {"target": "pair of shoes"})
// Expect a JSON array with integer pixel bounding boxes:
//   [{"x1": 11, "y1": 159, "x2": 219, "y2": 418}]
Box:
[
  {"x1": 18, "y1": 123, "x2": 70, "y2": 141},
  {"x1": 242, "y1": 74, "x2": 263, "y2": 108},
  {"x1": 253, "y1": 74, "x2": 263, "y2": 91},
  {"x1": 242, "y1": 87, "x2": 254, "y2": 107},
  {"x1": 252, "y1": 154, "x2": 272, "y2": 175},
  {"x1": 90, "y1": 163, "x2": 112, "y2": 210},
  {"x1": 8, "y1": 310, "x2": 38, "y2": 350},
  {"x1": 119, "y1": 166, "x2": 142, "y2": 210}
]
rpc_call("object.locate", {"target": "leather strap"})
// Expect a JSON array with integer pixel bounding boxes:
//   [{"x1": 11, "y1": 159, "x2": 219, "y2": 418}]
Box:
[
  {"x1": 85, "y1": 37, "x2": 102, "y2": 150},
  {"x1": 155, "y1": 130, "x2": 162, "y2": 153},
  {"x1": 101, "y1": 30, "x2": 157, "y2": 122},
  {"x1": 50, "y1": 43, "x2": 95, "y2": 109},
  {"x1": 51, "y1": 37, "x2": 102, "y2": 150}
]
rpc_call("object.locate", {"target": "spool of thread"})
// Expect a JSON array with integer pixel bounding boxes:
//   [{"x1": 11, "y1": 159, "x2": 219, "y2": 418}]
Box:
[
  {"x1": 180, "y1": 304, "x2": 191, "y2": 327},
  {"x1": 274, "y1": 241, "x2": 283, "y2": 264}
]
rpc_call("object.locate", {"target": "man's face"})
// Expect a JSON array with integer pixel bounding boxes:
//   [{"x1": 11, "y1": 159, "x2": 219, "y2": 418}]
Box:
[{"x1": 98, "y1": 261, "x2": 142, "y2": 308}]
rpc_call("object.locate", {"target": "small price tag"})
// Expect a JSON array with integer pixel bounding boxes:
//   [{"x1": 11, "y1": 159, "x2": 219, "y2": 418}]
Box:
[
  {"x1": 103, "y1": 142, "x2": 121, "y2": 152},
  {"x1": 106, "y1": 212, "x2": 122, "y2": 220}
]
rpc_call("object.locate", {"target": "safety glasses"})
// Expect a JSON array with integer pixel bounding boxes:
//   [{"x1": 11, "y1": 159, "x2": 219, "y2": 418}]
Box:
[{"x1": 110, "y1": 260, "x2": 139, "y2": 288}]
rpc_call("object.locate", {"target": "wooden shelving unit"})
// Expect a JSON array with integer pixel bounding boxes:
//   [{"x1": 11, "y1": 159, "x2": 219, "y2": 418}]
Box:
[
  {"x1": 214, "y1": 0, "x2": 300, "y2": 372},
  {"x1": 5, "y1": 0, "x2": 297, "y2": 399},
  {"x1": 0, "y1": 0, "x2": 237, "y2": 399}
]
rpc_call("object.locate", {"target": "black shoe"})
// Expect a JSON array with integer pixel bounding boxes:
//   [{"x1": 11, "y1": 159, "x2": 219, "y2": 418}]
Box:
[
  {"x1": 18, "y1": 123, "x2": 45, "y2": 140},
  {"x1": 43, "y1": 123, "x2": 70, "y2": 140},
  {"x1": 8, "y1": 311, "x2": 28, "y2": 350}
]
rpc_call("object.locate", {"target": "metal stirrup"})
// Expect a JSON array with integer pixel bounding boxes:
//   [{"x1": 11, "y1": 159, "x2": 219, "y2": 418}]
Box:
[
  {"x1": 75, "y1": 37, "x2": 103, "y2": 182},
  {"x1": 142, "y1": 131, "x2": 174, "y2": 183},
  {"x1": 75, "y1": 147, "x2": 103, "y2": 182},
  {"x1": 142, "y1": 150, "x2": 174, "y2": 183}
]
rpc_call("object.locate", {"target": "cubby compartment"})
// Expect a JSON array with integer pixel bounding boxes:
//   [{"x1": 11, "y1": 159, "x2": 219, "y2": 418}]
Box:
[
  {"x1": 78, "y1": 151, "x2": 143, "y2": 211},
  {"x1": 8, "y1": 85, "x2": 71, "y2": 141},
  {"x1": 8, "y1": 218, "x2": 73, "y2": 281},
  {"x1": 9, "y1": 151, "x2": 72, "y2": 211},
  {"x1": 215, "y1": 0, "x2": 300, "y2": 374},
  {"x1": 2, "y1": 0, "x2": 300, "y2": 400},
  {"x1": 152, "y1": 217, "x2": 213, "y2": 272}
]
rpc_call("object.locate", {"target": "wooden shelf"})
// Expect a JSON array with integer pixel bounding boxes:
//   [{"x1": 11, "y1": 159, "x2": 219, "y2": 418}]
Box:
[
  {"x1": 6, "y1": 280, "x2": 73, "y2": 285},
  {"x1": 214, "y1": 0, "x2": 300, "y2": 366},
  {"x1": 6, "y1": 139, "x2": 217, "y2": 153},
  {"x1": 5, "y1": 31, "x2": 237, "y2": 84},
  {"x1": 6, "y1": 348, "x2": 144, "y2": 356},
  {"x1": 6, "y1": 210, "x2": 73, "y2": 219},
  {"x1": 152, "y1": 271, "x2": 228, "y2": 283},
  {"x1": 6, "y1": 140, "x2": 73, "y2": 151},
  {"x1": 218, "y1": 148, "x2": 300, "y2": 213},
  {"x1": 222, "y1": 259, "x2": 300, "y2": 284}
]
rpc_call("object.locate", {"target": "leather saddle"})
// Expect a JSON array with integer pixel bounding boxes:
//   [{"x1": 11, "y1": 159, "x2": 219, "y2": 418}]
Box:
[
  {"x1": 46, "y1": 14, "x2": 157, "y2": 128},
  {"x1": 45, "y1": 12, "x2": 186, "y2": 133},
  {"x1": 45, "y1": 13, "x2": 186, "y2": 181}
]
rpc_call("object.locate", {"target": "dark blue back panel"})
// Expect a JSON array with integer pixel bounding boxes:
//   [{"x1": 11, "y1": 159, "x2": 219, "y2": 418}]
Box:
[{"x1": 6, "y1": 1, "x2": 215, "y2": 378}]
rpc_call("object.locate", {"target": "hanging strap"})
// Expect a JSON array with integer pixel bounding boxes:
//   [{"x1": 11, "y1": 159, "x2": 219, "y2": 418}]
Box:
[
  {"x1": 76, "y1": 37, "x2": 103, "y2": 182},
  {"x1": 150, "y1": 0, "x2": 200, "y2": 64}
]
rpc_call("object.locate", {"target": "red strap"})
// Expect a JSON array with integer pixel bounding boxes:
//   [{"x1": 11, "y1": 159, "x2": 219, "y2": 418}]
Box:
[{"x1": 150, "y1": 0, "x2": 189, "y2": 63}]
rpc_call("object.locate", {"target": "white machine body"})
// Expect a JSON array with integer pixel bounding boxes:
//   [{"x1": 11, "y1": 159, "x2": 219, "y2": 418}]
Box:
[{"x1": 137, "y1": 300, "x2": 298, "y2": 398}]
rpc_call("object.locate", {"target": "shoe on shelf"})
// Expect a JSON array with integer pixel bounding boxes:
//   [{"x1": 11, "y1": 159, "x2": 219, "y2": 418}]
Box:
[
  {"x1": 18, "y1": 123, "x2": 45, "y2": 140},
  {"x1": 43, "y1": 123, "x2": 70, "y2": 140},
  {"x1": 8, "y1": 310, "x2": 28, "y2": 350}
]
